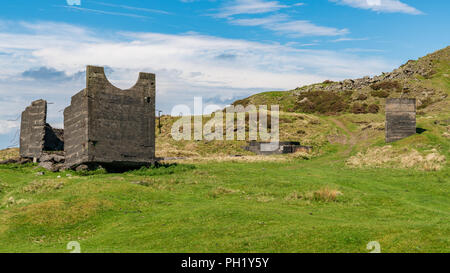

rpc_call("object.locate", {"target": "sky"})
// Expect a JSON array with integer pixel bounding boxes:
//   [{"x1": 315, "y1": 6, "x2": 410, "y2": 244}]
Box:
[{"x1": 0, "y1": 0, "x2": 449, "y2": 149}]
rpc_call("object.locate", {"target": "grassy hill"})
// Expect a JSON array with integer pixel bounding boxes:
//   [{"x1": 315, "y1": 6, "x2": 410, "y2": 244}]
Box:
[
  {"x1": 0, "y1": 47, "x2": 449, "y2": 253},
  {"x1": 233, "y1": 46, "x2": 450, "y2": 115}
]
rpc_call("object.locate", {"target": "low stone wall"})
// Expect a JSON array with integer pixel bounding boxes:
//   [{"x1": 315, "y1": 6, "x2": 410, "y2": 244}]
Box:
[{"x1": 244, "y1": 141, "x2": 313, "y2": 155}]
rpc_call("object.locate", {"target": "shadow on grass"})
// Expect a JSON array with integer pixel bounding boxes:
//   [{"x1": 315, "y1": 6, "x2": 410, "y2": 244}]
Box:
[
  {"x1": 74, "y1": 162, "x2": 196, "y2": 176},
  {"x1": 126, "y1": 163, "x2": 196, "y2": 176},
  {"x1": 416, "y1": 128, "x2": 427, "y2": 134}
]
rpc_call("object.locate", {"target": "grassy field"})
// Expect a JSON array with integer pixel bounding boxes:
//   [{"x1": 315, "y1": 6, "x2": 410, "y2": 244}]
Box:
[
  {"x1": 0, "y1": 140, "x2": 448, "y2": 253},
  {"x1": 1, "y1": 99, "x2": 448, "y2": 253},
  {"x1": 1, "y1": 100, "x2": 449, "y2": 253}
]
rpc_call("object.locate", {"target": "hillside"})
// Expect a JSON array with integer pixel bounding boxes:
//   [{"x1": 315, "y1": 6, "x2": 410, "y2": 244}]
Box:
[
  {"x1": 149, "y1": 46, "x2": 450, "y2": 164},
  {"x1": 233, "y1": 46, "x2": 450, "y2": 115}
]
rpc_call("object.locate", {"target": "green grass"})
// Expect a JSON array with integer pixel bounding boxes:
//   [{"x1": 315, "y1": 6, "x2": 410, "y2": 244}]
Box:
[{"x1": 0, "y1": 154, "x2": 448, "y2": 253}]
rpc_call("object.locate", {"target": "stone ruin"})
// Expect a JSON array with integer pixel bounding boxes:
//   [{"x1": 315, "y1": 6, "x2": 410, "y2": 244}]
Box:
[
  {"x1": 6, "y1": 66, "x2": 419, "y2": 169},
  {"x1": 14, "y1": 65, "x2": 156, "y2": 171},
  {"x1": 385, "y1": 98, "x2": 416, "y2": 143},
  {"x1": 244, "y1": 141, "x2": 313, "y2": 155},
  {"x1": 64, "y1": 66, "x2": 156, "y2": 170},
  {"x1": 20, "y1": 99, "x2": 64, "y2": 159},
  {"x1": 18, "y1": 99, "x2": 65, "y2": 171}
]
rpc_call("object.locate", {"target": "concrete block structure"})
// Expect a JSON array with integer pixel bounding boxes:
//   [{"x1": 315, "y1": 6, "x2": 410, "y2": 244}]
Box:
[
  {"x1": 20, "y1": 99, "x2": 64, "y2": 159},
  {"x1": 64, "y1": 66, "x2": 156, "y2": 169},
  {"x1": 385, "y1": 98, "x2": 416, "y2": 143},
  {"x1": 244, "y1": 141, "x2": 312, "y2": 155}
]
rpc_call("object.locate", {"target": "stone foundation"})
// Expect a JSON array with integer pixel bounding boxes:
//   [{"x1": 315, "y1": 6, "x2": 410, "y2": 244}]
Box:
[{"x1": 244, "y1": 141, "x2": 313, "y2": 155}]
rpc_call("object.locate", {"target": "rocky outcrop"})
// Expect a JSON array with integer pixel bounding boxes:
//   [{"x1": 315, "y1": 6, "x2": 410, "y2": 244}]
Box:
[
  {"x1": 0, "y1": 150, "x2": 66, "y2": 172},
  {"x1": 0, "y1": 157, "x2": 32, "y2": 165},
  {"x1": 38, "y1": 152, "x2": 66, "y2": 172},
  {"x1": 294, "y1": 46, "x2": 449, "y2": 95}
]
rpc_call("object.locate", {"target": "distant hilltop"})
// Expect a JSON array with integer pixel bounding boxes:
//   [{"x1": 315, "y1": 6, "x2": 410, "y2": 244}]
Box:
[{"x1": 232, "y1": 46, "x2": 450, "y2": 115}]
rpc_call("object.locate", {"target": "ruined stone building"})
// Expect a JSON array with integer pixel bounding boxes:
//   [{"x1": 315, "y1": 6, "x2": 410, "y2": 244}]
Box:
[
  {"x1": 64, "y1": 66, "x2": 156, "y2": 169},
  {"x1": 385, "y1": 98, "x2": 416, "y2": 143},
  {"x1": 20, "y1": 66, "x2": 156, "y2": 170},
  {"x1": 20, "y1": 99, "x2": 64, "y2": 159}
]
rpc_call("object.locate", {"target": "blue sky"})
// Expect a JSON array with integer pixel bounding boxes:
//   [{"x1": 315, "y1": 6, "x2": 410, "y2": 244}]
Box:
[{"x1": 0, "y1": 0, "x2": 449, "y2": 148}]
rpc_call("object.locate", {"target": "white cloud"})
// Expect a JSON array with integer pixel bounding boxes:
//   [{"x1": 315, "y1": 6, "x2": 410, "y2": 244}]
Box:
[
  {"x1": 331, "y1": 37, "x2": 369, "y2": 42},
  {"x1": 215, "y1": 0, "x2": 289, "y2": 18},
  {"x1": 92, "y1": 2, "x2": 171, "y2": 15},
  {"x1": 267, "y1": 20, "x2": 349, "y2": 37},
  {"x1": 230, "y1": 14, "x2": 287, "y2": 26},
  {"x1": 330, "y1": 0, "x2": 423, "y2": 15},
  {"x1": 217, "y1": 1, "x2": 347, "y2": 37},
  {"x1": 63, "y1": 5, "x2": 150, "y2": 19},
  {"x1": 0, "y1": 120, "x2": 19, "y2": 135},
  {"x1": 0, "y1": 20, "x2": 395, "y2": 143},
  {"x1": 231, "y1": 14, "x2": 349, "y2": 37}
]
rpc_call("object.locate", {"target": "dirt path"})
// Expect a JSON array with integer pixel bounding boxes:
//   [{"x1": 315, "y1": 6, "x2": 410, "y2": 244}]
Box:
[{"x1": 329, "y1": 118, "x2": 357, "y2": 156}]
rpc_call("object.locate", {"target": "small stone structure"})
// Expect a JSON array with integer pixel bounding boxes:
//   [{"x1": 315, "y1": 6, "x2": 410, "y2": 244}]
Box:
[
  {"x1": 64, "y1": 66, "x2": 156, "y2": 170},
  {"x1": 20, "y1": 99, "x2": 64, "y2": 159},
  {"x1": 385, "y1": 98, "x2": 416, "y2": 143},
  {"x1": 244, "y1": 141, "x2": 312, "y2": 155}
]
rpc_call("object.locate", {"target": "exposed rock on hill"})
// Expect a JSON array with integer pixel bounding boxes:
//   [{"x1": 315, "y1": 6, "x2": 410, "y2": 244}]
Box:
[{"x1": 233, "y1": 46, "x2": 450, "y2": 115}]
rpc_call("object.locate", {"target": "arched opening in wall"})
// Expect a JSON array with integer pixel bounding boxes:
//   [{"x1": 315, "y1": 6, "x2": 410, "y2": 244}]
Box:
[{"x1": 102, "y1": 67, "x2": 138, "y2": 90}]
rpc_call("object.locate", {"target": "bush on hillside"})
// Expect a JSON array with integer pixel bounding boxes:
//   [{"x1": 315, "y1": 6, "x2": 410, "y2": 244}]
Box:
[
  {"x1": 295, "y1": 91, "x2": 351, "y2": 114},
  {"x1": 368, "y1": 104, "x2": 380, "y2": 113},
  {"x1": 356, "y1": 93, "x2": 368, "y2": 101},
  {"x1": 370, "y1": 81, "x2": 401, "y2": 91},
  {"x1": 370, "y1": 89, "x2": 390, "y2": 98},
  {"x1": 351, "y1": 103, "x2": 368, "y2": 114}
]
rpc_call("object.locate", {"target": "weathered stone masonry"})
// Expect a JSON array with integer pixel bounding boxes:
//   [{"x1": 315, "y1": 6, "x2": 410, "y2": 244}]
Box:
[
  {"x1": 20, "y1": 100, "x2": 47, "y2": 158},
  {"x1": 385, "y1": 98, "x2": 416, "y2": 143},
  {"x1": 20, "y1": 99, "x2": 64, "y2": 159},
  {"x1": 64, "y1": 66, "x2": 156, "y2": 169}
]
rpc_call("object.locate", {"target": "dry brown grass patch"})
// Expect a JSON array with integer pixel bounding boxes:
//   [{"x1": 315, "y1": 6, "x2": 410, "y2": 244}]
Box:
[
  {"x1": 0, "y1": 148, "x2": 19, "y2": 161},
  {"x1": 208, "y1": 186, "x2": 240, "y2": 198},
  {"x1": 286, "y1": 187, "x2": 343, "y2": 202},
  {"x1": 347, "y1": 146, "x2": 446, "y2": 171},
  {"x1": 22, "y1": 179, "x2": 65, "y2": 194},
  {"x1": 309, "y1": 187, "x2": 343, "y2": 202}
]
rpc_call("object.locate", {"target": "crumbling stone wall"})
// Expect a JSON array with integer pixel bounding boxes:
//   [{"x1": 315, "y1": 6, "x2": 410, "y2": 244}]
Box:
[
  {"x1": 64, "y1": 90, "x2": 89, "y2": 167},
  {"x1": 20, "y1": 99, "x2": 64, "y2": 159},
  {"x1": 20, "y1": 100, "x2": 47, "y2": 158},
  {"x1": 64, "y1": 66, "x2": 156, "y2": 169},
  {"x1": 386, "y1": 98, "x2": 416, "y2": 143}
]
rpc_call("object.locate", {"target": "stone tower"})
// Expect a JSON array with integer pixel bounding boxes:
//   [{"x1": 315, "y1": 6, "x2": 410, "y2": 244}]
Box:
[{"x1": 64, "y1": 66, "x2": 156, "y2": 169}]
